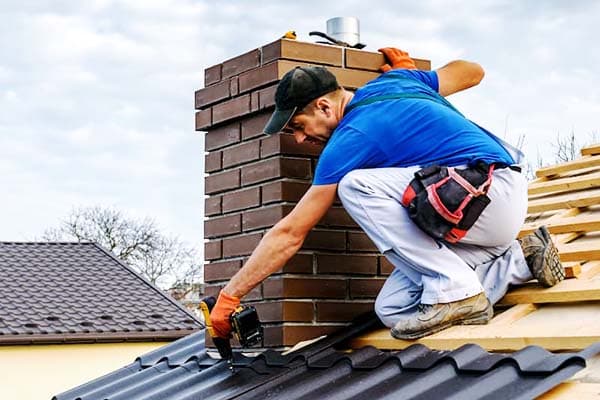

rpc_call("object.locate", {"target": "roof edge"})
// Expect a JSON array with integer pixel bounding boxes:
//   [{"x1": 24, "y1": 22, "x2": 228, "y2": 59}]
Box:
[{"x1": 0, "y1": 329, "x2": 200, "y2": 346}]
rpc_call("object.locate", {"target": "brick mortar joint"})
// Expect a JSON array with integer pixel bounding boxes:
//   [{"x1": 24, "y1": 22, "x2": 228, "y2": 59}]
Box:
[{"x1": 204, "y1": 154, "x2": 316, "y2": 175}]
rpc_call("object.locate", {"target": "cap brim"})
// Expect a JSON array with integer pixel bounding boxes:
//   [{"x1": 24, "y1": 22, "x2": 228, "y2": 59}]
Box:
[{"x1": 263, "y1": 106, "x2": 297, "y2": 135}]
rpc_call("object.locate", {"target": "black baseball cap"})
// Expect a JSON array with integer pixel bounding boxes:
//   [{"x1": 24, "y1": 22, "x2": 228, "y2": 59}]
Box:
[{"x1": 263, "y1": 66, "x2": 340, "y2": 135}]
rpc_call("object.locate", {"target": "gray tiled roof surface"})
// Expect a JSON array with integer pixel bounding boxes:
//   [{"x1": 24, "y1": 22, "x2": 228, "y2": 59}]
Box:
[
  {"x1": 0, "y1": 242, "x2": 201, "y2": 344},
  {"x1": 54, "y1": 314, "x2": 600, "y2": 400}
]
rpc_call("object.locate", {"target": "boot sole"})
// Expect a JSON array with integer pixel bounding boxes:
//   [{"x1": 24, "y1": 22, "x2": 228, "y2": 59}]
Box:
[
  {"x1": 531, "y1": 226, "x2": 566, "y2": 287},
  {"x1": 536, "y1": 244, "x2": 565, "y2": 287},
  {"x1": 390, "y1": 305, "x2": 492, "y2": 340}
]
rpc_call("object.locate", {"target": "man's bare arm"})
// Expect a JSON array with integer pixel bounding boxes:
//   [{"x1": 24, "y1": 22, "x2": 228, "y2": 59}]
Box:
[
  {"x1": 223, "y1": 183, "x2": 338, "y2": 298},
  {"x1": 436, "y1": 60, "x2": 485, "y2": 97}
]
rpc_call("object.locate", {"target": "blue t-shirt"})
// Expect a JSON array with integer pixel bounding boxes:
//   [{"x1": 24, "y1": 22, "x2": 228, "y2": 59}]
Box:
[{"x1": 313, "y1": 69, "x2": 514, "y2": 185}]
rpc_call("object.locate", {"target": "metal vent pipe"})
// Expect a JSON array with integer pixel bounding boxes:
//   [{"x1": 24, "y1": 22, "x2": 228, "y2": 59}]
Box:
[{"x1": 326, "y1": 17, "x2": 360, "y2": 47}]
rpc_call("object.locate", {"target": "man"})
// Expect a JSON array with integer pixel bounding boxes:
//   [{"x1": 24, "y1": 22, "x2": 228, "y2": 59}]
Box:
[{"x1": 210, "y1": 47, "x2": 564, "y2": 340}]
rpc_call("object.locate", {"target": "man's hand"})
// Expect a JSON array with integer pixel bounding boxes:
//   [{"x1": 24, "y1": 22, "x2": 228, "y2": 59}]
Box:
[
  {"x1": 379, "y1": 47, "x2": 417, "y2": 72},
  {"x1": 210, "y1": 290, "x2": 240, "y2": 338}
]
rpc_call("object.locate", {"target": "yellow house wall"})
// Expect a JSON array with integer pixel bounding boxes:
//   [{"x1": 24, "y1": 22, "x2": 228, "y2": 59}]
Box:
[{"x1": 0, "y1": 342, "x2": 170, "y2": 400}]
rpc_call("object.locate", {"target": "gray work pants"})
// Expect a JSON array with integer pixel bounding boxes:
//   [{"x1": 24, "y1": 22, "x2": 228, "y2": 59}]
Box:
[{"x1": 337, "y1": 166, "x2": 533, "y2": 328}]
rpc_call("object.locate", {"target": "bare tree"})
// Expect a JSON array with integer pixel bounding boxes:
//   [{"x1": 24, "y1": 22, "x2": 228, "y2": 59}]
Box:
[
  {"x1": 43, "y1": 206, "x2": 202, "y2": 290},
  {"x1": 553, "y1": 130, "x2": 579, "y2": 163}
]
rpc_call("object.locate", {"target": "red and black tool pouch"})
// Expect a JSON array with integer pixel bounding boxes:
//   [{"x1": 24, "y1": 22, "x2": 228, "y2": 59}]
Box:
[{"x1": 401, "y1": 163, "x2": 495, "y2": 243}]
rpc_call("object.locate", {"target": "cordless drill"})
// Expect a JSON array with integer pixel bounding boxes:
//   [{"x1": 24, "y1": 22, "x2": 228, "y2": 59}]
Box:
[{"x1": 199, "y1": 296, "x2": 263, "y2": 369}]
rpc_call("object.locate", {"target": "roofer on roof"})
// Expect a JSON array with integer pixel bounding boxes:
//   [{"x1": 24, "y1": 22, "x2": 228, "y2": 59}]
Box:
[{"x1": 209, "y1": 47, "x2": 566, "y2": 340}]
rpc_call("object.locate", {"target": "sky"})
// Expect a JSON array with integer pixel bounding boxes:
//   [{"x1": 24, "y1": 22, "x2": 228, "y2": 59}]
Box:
[{"x1": 1, "y1": 0, "x2": 599, "y2": 261}]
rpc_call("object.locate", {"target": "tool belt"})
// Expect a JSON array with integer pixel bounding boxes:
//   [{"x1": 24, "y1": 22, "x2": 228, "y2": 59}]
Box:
[{"x1": 401, "y1": 163, "x2": 496, "y2": 243}]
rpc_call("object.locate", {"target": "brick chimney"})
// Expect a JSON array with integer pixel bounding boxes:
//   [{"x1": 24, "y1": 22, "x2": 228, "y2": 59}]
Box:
[{"x1": 196, "y1": 38, "x2": 430, "y2": 348}]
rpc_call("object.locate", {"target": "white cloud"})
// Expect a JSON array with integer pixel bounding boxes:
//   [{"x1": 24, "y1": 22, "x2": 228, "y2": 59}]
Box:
[{"x1": 1, "y1": 0, "x2": 600, "y2": 260}]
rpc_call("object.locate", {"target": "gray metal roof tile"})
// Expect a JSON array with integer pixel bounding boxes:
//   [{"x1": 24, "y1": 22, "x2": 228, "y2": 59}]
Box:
[{"x1": 0, "y1": 242, "x2": 202, "y2": 343}]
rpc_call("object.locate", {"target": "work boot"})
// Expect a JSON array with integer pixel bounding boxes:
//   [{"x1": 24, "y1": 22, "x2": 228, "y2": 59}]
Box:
[
  {"x1": 518, "y1": 226, "x2": 565, "y2": 287},
  {"x1": 390, "y1": 292, "x2": 492, "y2": 340}
]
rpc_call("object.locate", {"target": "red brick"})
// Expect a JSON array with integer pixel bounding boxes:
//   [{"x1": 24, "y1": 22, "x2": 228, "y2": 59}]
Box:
[
  {"x1": 241, "y1": 112, "x2": 270, "y2": 140},
  {"x1": 262, "y1": 180, "x2": 310, "y2": 204},
  {"x1": 205, "y1": 121, "x2": 240, "y2": 151},
  {"x1": 303, "y1": 230, "x2": 346, "y2": 251},
  {"x1": 204, "y1": 214, "x2": 241, "y2": 238},
  {"x1": 195, "y1": 109, "x2": 212, "y2": 131},
  {"x1": 274, "y1": 325, "x2": 340, "y2": 347},
  {"x1": 238, "y1": 61, "x2": 279, "y2": 93},
  {"x1": 212, "y1": 94, "x2": 251, "y2": 125},
  {"x1": 242, "y1": 204, "x2": 293, "y2": 231},
  {"x1": 280, "y1": 253, "x2": 313, "y2": 274},
  {"x1": 244, "y1": 285, "x2": 262, "y2": 301},
  {"x1": 263, "y1": 276, "x2": 347, "y2": 299},
  {"x1": 204, "y1": 240, "x2": 222, "y2": 261},
  {"x1": 345, "y1": 48, "x2": 431, "y2": 72},
  {"x1": 204, "y1": 151, "x2": 222, "y2": 173},
  {"x1": 204, "y1": 64, "x2": 222, "y2": 86},
  {"x1": 260, "y1": 133, "x2": 323, "y2": 158},
  {"x1": 261, "y1": 40, "x2": 283, "y2": 65},
  {"x1": 258, "y1": 85, "x2": 277, "y2": 109},
  {"x1": 249, "y1": 300, "x2": 314, "y2": 323},
  {"x1": 379, "y1": 256, "x2": 394, "y2": 276},
  {"x1": 262, "y1": 325, "x2": 283, "y2": 347},
  {"x1": 316, "y1": 301, "x2": 373, "y2": 322},
  {"x1": 195, "y1": 80, "x2": 230, "y2": 109},
  {"x1": 262, "y1": 39, "x2": 343, "y2": 66},
  {"x1": 222, "y1": 49, "x2": 260, "y2": 79},
  {"x1": 229, "y1": 76, "x2": 239, "y2": 96},
  {"x1": 222, "y1": 232, "x2": 262, "y2": 257},
  {"x1": 204, "y1": 283, "x2": 222, "y2": 298},
  {"x1": 222, "y1": 187, "x2": 260, "y2": 213},
  {"x1": 318, "y1": 207, "x2": 358, "y2": 228},
  {"x1": 347, "y1": 232, "x2": 378, "y2": 252},
  {"x1": 204, "y1": 259, "x2": 243, "y2": 282},
  {"x1": 241, "y1": 158, "x2": 312, "y2": 186},
  {"x1": 316, "y1": 254, "x2": 377, "y2": 275},
  {"x1": 204, "y1": 196, "x2": 221, "y2": 216},
  {"x1": 250, "y1": 91, "x2": 259, "y2": 113},
  {"x1": 205, "y1": 169, "x2": 240, "y2": 195},
  {"x1": 222, "y1": 140, "x2": 260, "y2": 168},
  {"x1": 349, "y1": 278, "x2": 386, "y2": 299}
]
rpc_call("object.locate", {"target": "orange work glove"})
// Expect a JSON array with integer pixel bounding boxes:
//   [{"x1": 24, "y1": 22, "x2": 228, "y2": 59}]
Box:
[
  {"x1": 378, "y1": 47, "x2": 417, "y2": 72},
  {"x1": 210, "y1": 290, "x2": 240, "y2": 338}
]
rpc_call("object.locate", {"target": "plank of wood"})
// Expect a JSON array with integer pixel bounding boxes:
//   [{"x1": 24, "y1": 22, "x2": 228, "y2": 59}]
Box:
[
  {"x1": 488, "y1": 304, "x2": 537, "y2": 325},
  {"x1": 582, "y1": 144, "x2": 600, "y2": 156},
  {"x1": 538, "y1": 382, "x2": 600, "y2": 400},
  {"x1": 528, "y1": 171, "x2": 600, "y2": 196},
  {"x1": 565, "y1": 262, "x2": 582, "y2": 278},
  {"x1": 527, "y1": 188, "x2": 600, "y2": 213},
  {"x1": 519, "y1": 214, "x2": 600, "y2": 237},
  {"x1": 558, "y1": 241, "x2": 600, "y2": 262},
  {"x1": 535, "y1": 155, "x2": 599, "y2": 178},
  {"x1": 498, "y1": 278, "x2": 600, "y2": 305},
  {"x1": 350, "y1": 327, "x2": 598, "y2": 352},
  {"x1": 519, "y1": 208, "x2": 581, "y2": 237},
  {"x1": 350, "y1": 302, "x2": 600, "y2": 351},
  {"x1": 578, "y1": 260, "x2": 600, "y2": 280}
]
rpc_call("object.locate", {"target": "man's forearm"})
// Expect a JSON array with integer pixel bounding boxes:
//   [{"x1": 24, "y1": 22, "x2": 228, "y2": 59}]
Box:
[{"x1": 223, "y1": 222, "x2": 303, "y2": 298}]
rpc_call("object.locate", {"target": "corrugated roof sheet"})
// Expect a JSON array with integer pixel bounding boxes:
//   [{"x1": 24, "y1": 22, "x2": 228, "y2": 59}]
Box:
[
  {"x1": 54, "y1": 313, "x2": 600, "y2": 400},
  {"x1": 0, "y1": 242, "x2": 202, "y2": 344}
]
